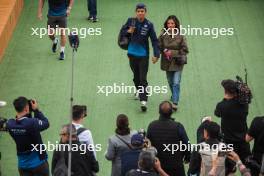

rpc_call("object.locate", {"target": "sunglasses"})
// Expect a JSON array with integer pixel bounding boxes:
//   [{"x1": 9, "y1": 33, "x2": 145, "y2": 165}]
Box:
[{"x1": 59, "y1": 133, "x2": 67, "y2": 136}]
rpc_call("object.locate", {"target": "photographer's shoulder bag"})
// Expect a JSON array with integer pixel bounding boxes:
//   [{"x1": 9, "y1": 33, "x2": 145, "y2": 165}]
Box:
[{"x1": 118, "y1": 18, "x2": 136, "y2": 50}]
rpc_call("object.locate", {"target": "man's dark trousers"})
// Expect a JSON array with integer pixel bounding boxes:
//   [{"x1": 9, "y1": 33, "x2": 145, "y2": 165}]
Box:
[
  {"x1": 129, "y1": 56, "x2": 149, "y2": 102},
  {"x1": 87, "y1": 0, "x2": 97, "y2": 18}
]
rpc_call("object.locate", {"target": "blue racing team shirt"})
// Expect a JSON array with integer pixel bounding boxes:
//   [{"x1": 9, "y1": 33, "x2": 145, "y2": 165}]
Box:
[
  {"x1": 6, "y1": 111, "x2": 49, "y2": 169},
  {"x1": 122, "y1": 18, "x2": 160, "y2": 59},
  {"x1": 48, "y1": 0, "x2": 67, "y2": 16}
]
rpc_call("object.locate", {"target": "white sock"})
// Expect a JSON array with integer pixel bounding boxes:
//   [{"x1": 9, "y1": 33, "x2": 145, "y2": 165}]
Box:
[
  {"x1": 60, "y1": 46, "x2": 65, "y2": 52},
  {"x1": 53, "y1": 38, "x2": 58, "y2": 44},
  {"x1": 141, "y1": 101, "x2": 147, "y2": 106}
]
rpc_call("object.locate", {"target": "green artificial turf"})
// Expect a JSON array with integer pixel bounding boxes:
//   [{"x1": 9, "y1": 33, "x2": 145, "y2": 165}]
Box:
[{"x1": 0, "y1": 0, "x2": 264, "y2": 175}]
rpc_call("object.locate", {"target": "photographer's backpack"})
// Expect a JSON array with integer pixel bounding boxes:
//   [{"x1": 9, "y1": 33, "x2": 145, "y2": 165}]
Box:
[{"x1": 118, "y1": 18, "x2": 136, "y2": 50}]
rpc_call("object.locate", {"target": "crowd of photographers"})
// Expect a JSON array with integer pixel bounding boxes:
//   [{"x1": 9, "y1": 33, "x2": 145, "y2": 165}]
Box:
[{"x1": 0, "y1": 76, "x2": 264, "y2": 176}]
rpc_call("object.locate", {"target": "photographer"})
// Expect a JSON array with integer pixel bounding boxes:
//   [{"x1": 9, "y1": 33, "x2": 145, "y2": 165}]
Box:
[
  {"x1": 6, "y1": 97, "x2": 50, "y2": 176},
  {"x1": 188, "y1": 121, "x2": 233, "y2": 176},
  {"x1": 51, "y1": 124, "x2": 99, "y2": 176},
  {"x1": 72, "y1": 105, "x2": 96, "y2": 158},
  {"x1": 245, "y1": 116, "x2": 264, "y2": 176},
  {"x1": 120, "y1": 133, "x2": 145, "y2": 176},
  {"x1": 215, "y1": 79, "x2": 251, "y2": 164},
  {"x1": 126, "y1": 151, "x2": 168, "y2": 176},
  {"x1": 147, "y1": 101, "x2": 190, "y2": 176}
]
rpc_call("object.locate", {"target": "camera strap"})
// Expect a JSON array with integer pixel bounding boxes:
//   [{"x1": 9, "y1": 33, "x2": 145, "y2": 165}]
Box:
[{"x1": 115, "y1": 134, "x2": 133, "y2": 150}]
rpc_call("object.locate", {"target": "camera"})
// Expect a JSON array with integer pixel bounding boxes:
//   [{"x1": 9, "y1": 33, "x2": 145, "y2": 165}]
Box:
[
  {"x1": 235, "y1": 75, "x2": 252, "y2": 105},
  {"x1": 27, "y1": 99, "x2": 36, "y2": 118},
  {"x1": 0, "y1": 117, "x2": 7, "y2": 132},
  {"x1": 245, "y1": 155, "x2": 261, "y2": 173},
  {"x1": 138, "y1": 128, "x2": 146, "y2": 138}
]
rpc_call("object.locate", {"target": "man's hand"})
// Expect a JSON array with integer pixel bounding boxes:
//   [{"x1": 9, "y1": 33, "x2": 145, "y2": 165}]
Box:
[
  {"x1": 127, "y1": 26, "x2": 135, "y2": 34},
  {"x1": 227, "y1": 151, "x2": 240, "y2": 162},
  {"x1": 152, "y1": 57, "x2": 158, "y2": 64},
  {"x1": 30, "y1": 99, "x2": 39, "y2": 111},
  {"x1": 66, "y1": 7, "x2": 71, "y2": 17},
  {"x1": 37, "y1": 12, "x2": 42, "y2": 20},
  {"x1": 154, "y1": 158, "x2": 162, "y2": 171},
  {"x1": 154, "y1": 158, "x2": 170, "y2": 176}
]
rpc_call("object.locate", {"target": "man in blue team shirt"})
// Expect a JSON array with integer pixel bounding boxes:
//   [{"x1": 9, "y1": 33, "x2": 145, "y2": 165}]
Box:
[
  {"x1": 122, "y1": 3, "x2": 160, "y2": 112},
  {"x1": 38, "y1": 0, "x2": 74, "y2": 60},
  {"x1": 6, "y1": 97, "x2": 50, "y2": 176}
]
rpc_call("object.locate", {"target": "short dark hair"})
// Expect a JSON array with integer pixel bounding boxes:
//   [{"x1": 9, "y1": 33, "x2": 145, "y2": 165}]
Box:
[
  {"x1": 115, "y1": 114, "x2": 130, "y2": 135},
  {"x1": 164, "y1": 15, "x2": 180, "y2": 29},
  {"x1": 138, "y1": 151, "x2": 155, "y2": 171},
  {"x1": 72, "y1": 105, "x2": 87, "y2": 121},
  {"x1": 221, "y1": 79, "x2": 238, "y2": 95},
  {"x1": 13, "y1": 97, "x2": 29, "y2": 113},
  {"x1": 135, "y1": 3, "x2": 147, "y2": 12},
  {"x1": 204, "y1": 121, "x2": 220, "y2": 139}
]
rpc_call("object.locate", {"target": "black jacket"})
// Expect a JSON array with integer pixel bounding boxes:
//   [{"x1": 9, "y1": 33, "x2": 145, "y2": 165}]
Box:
[
  {"x1": 215, "y1": 98, "x2": 248, "y2": 142},
  {"x1": 147, "y1": 116, "x2": 190, "y2": 176},
  {"x1": 51, "y1": 140, "x2": 99, "y2": 176}
]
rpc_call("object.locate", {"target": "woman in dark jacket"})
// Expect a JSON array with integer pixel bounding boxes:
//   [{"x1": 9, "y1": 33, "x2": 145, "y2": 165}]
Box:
[{"x1": 158, "y1": 15, "x2": 189, "y2": 110}]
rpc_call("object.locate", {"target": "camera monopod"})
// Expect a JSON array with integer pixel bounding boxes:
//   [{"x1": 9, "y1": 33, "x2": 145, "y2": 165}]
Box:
[{"x1": 67, "y1": 33, "x2": 80, "y2": 176}]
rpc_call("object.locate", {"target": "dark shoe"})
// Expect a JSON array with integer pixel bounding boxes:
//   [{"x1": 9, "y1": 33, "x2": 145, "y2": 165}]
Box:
[
  {"x1": 59, "y1": 52, "x2": 65, "y2": 60},
  {"x1": 91, "y1": 17, "x2": 99, "y2": 23},
  {"x1": 52, "y1": 38, "x2": 58, "y2": 53},
  {"x1": 87, "y1": 16, "x2": 92, "y2": 20},
  {"x1": 172, "y1": 103, "x2": 178, "y2": 112},
  {"x1": 140, "y1": 101, "x2": 147, "y2": 112}
]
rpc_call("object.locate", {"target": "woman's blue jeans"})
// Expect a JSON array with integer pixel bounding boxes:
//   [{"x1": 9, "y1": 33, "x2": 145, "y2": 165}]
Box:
[{"x1": 166, "y1": 71, "x2": 182, "y2": 104}]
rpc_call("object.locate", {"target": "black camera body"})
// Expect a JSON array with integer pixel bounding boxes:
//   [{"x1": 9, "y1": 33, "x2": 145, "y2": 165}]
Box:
[
  {"x1": 27, "y1": 99, "x2": 35, "y2": 118},
  {"x1": 235, "y1": 75, "x2": 252, "y2": 105},
  {"x1": 0, "y1": 117, "x2": 7, "y2": 131}
]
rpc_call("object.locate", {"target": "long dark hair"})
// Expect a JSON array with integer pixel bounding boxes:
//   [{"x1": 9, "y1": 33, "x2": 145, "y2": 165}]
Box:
[
  {"x1": 115, "y1": 114, "x2": 130, "y2": 135},
  {"x1": 163, "y1": 15, "x2": 180, "y2": 30}
]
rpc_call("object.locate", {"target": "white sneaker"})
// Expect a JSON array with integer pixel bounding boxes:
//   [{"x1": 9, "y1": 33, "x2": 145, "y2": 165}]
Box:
[
  {"x1": 140, "y1": 101, "x2": 147, "y2": 112},
  {"x1": 0, "y1": 101, "x2": 7, "y2": 107}
]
